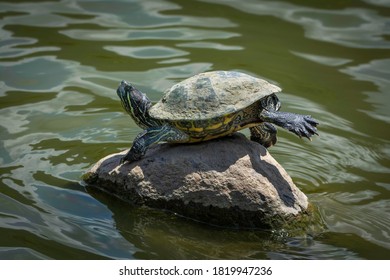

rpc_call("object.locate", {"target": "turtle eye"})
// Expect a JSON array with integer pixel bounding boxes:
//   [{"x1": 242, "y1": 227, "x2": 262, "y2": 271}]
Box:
[
  {"x1": 120, "y1": 80, "x2": 134, "y2": 90},
  {"x1": 120, "y1": 80, "x2": 129, "y2": 87}
]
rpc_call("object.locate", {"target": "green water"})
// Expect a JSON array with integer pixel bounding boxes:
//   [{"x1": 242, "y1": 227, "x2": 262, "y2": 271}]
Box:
[{"x1": 0, "y1": 0, "x2": 389, "y2": 259}]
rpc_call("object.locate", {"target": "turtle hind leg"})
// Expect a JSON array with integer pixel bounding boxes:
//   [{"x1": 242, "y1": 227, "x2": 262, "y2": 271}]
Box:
[
  {"x1": 121, "y1": 124, "x2": 189, "y2": 164},
  {"x1": 260, "y1": 110, "x2": 319, "y2": 140},
  {"x1": 250, "y1": 123, "x2": 277, "y2": 148}
]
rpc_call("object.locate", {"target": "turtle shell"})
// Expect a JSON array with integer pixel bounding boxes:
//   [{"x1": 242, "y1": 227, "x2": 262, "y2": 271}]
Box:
[{"x1": 149, "y1": 71, "x2": 281, "y2": 121}]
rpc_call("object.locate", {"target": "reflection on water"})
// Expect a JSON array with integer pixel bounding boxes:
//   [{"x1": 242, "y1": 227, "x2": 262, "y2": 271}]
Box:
[
  {"x1": 0, "y1": 57, "x2": 72, "y2": 90},
  {"x1": 0, "y1": 0, "x2": 389, "y2": 259},
  {"x1": 205, "y1": 0, "x2": 390, "y2": 48}
]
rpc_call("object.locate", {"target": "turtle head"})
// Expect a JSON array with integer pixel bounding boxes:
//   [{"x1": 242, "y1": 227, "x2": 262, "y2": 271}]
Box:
[{"x1": 117, "y1": 80, "x2": 155, "y2": 128}]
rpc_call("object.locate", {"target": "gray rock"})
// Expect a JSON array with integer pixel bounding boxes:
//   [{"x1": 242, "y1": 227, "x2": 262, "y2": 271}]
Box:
[{"x1": 83, "y1": 133, "x2": 309, "y2": 228}]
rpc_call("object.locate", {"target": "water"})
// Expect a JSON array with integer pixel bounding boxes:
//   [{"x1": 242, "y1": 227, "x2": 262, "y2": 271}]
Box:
[{"x1": 0, "y1": 0, "x2": 389, "y2": 259}]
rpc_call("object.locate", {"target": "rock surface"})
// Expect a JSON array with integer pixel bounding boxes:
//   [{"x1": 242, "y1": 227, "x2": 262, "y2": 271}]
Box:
[{"x1": 83, "y1": 133, "x2": 309, "y2": 228}]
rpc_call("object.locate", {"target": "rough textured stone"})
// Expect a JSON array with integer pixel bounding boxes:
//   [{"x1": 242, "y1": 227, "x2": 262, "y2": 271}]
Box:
[{"x1": 83, "y1": 133, "x2": 309, "y2": 228}]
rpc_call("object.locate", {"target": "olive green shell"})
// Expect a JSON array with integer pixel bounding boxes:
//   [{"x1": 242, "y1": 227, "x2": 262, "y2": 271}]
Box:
[{"x1": 149, "y1": 71, "x2": 281, "y2": 121}]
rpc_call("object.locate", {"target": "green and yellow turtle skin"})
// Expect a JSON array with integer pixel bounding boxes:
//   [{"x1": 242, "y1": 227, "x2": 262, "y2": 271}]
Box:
[{"x1": 117, "y1": 71, "x2": 318, "y2": 163}]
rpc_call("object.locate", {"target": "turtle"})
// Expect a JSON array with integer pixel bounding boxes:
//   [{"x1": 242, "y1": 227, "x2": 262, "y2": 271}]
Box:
[{"x1": 116, "y1": 70, "x2": 318, "y2": 164}]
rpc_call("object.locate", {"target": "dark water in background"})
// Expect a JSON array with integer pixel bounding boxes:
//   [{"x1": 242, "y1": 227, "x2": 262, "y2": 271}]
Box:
[{"x1": 0, "y1": 0, "x2": 389, "y2": 259}]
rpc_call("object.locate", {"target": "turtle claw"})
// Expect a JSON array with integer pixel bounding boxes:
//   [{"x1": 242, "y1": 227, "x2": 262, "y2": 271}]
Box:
[
  {"x1": 260, "y1": 110, "x2": 319, "y2": 141},
  {"x1": 296, "y1": 115, "x2": 319, "y2": 140},
  {"x1": 120, "y1": 150, "x2": 143, "y2": 164},
  {"x1": 119, "y1": 156, "x2": 127, "y2": 165},
  {"x1": 120, "y1": 155, "x2": 131, "y2": 165},
  {"x1": 278, "y1": 114, "x2": 319, "y2": 140}
]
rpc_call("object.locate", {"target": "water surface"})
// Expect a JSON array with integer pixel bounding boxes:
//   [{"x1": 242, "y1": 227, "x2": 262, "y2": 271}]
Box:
[{"x1": 0, "y1": 0, "x2": 389, "y2": 259}]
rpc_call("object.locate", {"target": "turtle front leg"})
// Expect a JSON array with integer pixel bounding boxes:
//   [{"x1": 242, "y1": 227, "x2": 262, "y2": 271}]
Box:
[
  {"x1": 250, "y1": 123, "x2": 277, "y2": 148},
  {"x1": 121, "y1": 124, "x2": 189, "y2": 164},
  {"x1": 259, "y1": 110, "x2": 319, "y2": 140}
]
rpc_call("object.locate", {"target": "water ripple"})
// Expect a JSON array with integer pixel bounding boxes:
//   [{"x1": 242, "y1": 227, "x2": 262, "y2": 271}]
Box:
[
  {"x1": 78, "y1": 0, "x2": 237, "y2": 28},
  {"x1": 0, "y1": 0, "x2": 389, "y2": 260},
  {"x1": 203, "y1": 0, "x2": 390, "y2": 48},
  {"x1": 0, "y1": 57, "x2": 73, "y2": 91},
  {"x1": 104, "y1": 45, "x2": 188, "y2": 59},
  {"x1": 60, "y1": 27, "x2": 240, "y2": 41},
  {"x1": 342, "y1": 59, "x2": 390, "y2": 123},
  {"x1": 312, "y1": 194, "x2": 390, "y2": 250}
]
